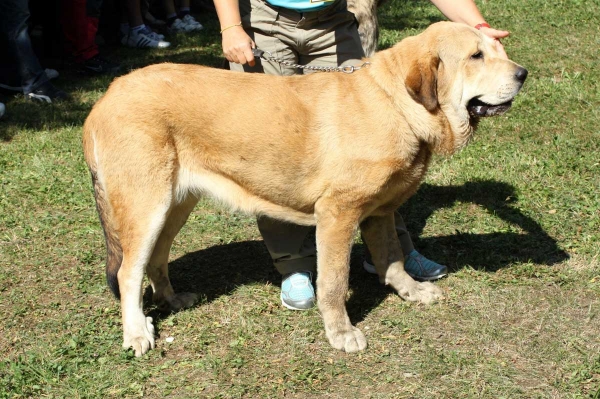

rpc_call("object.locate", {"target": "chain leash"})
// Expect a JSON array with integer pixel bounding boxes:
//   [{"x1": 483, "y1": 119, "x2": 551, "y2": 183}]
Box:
[{"x1": 252, "y1": 48, "x2": 370, "y2": 74}]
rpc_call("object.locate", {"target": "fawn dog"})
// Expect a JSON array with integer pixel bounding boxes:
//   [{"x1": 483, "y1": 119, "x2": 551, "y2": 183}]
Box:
[{"x1": 83, "y1": 22, "x2": 527, "y2": 356}]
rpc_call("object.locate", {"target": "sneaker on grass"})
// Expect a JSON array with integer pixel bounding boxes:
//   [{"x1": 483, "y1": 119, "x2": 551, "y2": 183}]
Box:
[
  {"x1": 181, "y1": 14, "x2": 204, "y2": 31},
  {"x1": 281, "y1": 271, "x2": 315, "y2": 310},
  {"x1": 122, "y1": 28, "x2": 170, "y2": 48},
  {"x1": 26, "y1": 82, "x2": 69, "y2": 103},
  {"x1": 140, "y1": 25, "x2": 166, "y2": 41},
  {"x1": 168, "y1": 18, "x2": 198, "y2": 34},
  {"x1": 81, "y1": 55, "x2": 121, "y2": 75},
  {"x1": 363, "y1": 249, "x2": 448, "y2": 281}
]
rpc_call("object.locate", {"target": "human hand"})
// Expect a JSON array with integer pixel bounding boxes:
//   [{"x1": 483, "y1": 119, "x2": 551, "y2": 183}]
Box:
[
  {"x1": 479, "y1": 26, "x2": 510, "y2": 59},
  {"x1": 222, "y1": 26, "x2": 256, "y2": 67}
]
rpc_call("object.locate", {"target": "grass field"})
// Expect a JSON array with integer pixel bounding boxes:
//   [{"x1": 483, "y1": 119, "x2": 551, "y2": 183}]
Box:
[{"x1": 1, "y1": 0, "x2": 599, "y2": 397}]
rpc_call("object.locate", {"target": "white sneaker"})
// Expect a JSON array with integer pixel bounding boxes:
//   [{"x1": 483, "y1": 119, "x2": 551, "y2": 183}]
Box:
[
  {"x1": 168, "y1": 18, "x2": 197, "y2": 34},
  {"x1": 181, "y1": 14, "x2": 204, "y2": 31},
  {"x1": 120, "y1": 24, "x2": 165, "y2": 41},
  {"x1": 140, "y1": 26, "x2": 166, "y2": 41},
  {"x1": 122, "y1": 29, "x2": 170, "y2": 48}
]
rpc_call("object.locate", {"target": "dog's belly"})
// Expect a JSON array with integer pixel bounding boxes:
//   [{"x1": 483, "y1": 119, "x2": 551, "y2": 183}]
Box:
[{"x1": 176, "y1": 167, "x2": 316, "y2": 226}]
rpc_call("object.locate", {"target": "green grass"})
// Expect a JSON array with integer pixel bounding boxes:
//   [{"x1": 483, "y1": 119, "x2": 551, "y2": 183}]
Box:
[{"x1": 1, "y1": 0, "x2": 599, "y2": 397}]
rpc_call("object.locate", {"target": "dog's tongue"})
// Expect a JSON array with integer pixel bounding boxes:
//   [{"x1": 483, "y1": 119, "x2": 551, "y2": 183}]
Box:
[{"x1": 468, "y1": 104, "x2": 490, "y2": 116}]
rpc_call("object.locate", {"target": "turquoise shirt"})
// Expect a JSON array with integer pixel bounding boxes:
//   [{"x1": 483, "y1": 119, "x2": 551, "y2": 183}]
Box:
[{"x1": 266, "y1": 0, "x2": 335, "y2": 12}]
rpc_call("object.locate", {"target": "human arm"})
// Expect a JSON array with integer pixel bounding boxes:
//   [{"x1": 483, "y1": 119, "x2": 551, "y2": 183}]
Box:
[
  {"x1": 213, "y1": 0, "x2": 256, "y2": 66},
  {"x1": 429, "y1": 0, "x2": 509, "y2": 58}
]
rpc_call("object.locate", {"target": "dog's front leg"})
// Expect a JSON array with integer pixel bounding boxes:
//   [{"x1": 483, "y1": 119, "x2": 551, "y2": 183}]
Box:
[
  {"x1": 360, "y1": 213, "x2": 442, "y2": 304},
  {"x1": 315, "y1": 202, "x2": 367, "y2": 352}
]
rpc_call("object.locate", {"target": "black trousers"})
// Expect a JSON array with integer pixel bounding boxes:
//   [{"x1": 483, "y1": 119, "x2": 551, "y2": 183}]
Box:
[{"x1": 0, "y1": 0, "x2": 49, "y2": 94}]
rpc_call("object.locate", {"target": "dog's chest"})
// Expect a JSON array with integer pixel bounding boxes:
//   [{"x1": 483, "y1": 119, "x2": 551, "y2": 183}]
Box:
[{"x1": 371, "y1": 144, "x2": 432, "y2": 214}]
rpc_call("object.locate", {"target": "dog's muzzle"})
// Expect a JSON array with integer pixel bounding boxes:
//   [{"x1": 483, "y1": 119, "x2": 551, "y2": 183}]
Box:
[{"x1": 468, "y1": 66, "x2": 528, "y2": 118}]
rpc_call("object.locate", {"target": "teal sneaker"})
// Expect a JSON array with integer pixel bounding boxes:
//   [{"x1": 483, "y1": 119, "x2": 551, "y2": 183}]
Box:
[
  {"x1": 280, "y1": 272, "x2": 315, "y2": 310},
  {"x1": 363, "y1": 249, "x2": 447, "y2": 281}
]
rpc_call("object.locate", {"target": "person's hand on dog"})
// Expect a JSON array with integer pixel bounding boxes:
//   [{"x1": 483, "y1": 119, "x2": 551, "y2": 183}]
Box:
[
  {"x1": 222, "y1": 27, "x2": 256, "y2": 67},
  {"x1": 428, "y1": 0, "x2": 510, "y2": 59},
  {"x1": 479, "y1": 26, "x2": 510, "y2": 59}
]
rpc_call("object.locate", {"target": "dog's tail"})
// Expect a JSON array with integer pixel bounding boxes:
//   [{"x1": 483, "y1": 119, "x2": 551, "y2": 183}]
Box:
[
  {"x1": 84, "y1": 127, "x2": 122, "y2": 300},
  {"x1": 90, "y1": 169, "x2": 123, "y2": 299}
]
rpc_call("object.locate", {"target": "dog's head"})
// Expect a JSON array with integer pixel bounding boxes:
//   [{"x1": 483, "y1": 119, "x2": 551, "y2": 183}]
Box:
[{"x1": 394, "y1": 22, "x2": 528, "y2": 152}]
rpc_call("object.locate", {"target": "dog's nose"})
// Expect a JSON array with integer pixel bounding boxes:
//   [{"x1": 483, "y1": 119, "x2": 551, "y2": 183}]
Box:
[{"x1": 515, "y1": 67, "x2": 528, "y2": 82}]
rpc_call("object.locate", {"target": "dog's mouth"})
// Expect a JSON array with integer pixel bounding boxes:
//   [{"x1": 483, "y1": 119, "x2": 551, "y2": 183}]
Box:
[{"x1": 467, "y1": 98, "x2": 513, "y2": 117}]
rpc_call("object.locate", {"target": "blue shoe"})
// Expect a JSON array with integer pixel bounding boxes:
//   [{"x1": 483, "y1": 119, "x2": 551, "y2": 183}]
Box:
[
  {"x1": 363, "y1": 249, "x2": 447, "y2": 281},
  {"x1": 280, "y1": 272, "x2": 315, "y2": 310}
]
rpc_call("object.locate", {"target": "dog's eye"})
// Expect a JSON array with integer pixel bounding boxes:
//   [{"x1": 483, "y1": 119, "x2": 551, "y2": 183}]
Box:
[{"x1": 471, "y1": 51, "x2": 483, "y2": 60}]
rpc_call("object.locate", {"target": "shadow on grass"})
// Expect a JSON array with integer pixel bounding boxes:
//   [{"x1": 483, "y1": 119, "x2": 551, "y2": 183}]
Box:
[
  {"x1": 144, "y1": 179, "x2": 568, "y2": 326},
  {"x1": 0, "y1": 94, "x2": 93, "y2": 141},
  {"x1": 399, "y1": 180, "x2": 569, "y2": 272}
]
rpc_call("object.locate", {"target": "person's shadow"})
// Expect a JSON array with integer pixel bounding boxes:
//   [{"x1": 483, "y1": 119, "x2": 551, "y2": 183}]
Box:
[{"x1": 146, "y1": 179, "x2": 568, "y2": 326}]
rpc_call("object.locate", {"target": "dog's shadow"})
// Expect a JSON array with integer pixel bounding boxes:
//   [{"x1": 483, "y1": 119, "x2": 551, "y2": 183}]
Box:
[{"x1": 146, "y1": 179, "x2": 568, "y2": 325}]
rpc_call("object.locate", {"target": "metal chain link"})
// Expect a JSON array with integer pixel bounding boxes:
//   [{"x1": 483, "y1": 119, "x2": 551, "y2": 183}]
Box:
[{"x1": 252, "y1": 48, "x2": 370, "y2": 74}]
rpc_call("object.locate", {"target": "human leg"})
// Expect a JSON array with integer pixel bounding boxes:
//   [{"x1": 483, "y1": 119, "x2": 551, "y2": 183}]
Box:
[
  {"x1": 257, "y1": 217, "x2": 316, "y2": 310},
  {"x1": 121, "y1": 0, "x2": 171, "y2": 48},
  {"x1": 61, "y1": 0, "x2": 121, "y2": 74},
  {"x1": 61, "y1": 0, "x2": 99, "y2": 63},
  {"x1": 164, "y1": 0, "x2": 203, "y2": 32},
  {"x1": 0, "y1": 0, "x2": 48, "y2": 94},
  {"x1": 229, "y1": 0, "x2": 317, "y2": 309},
  {"x1": 0, "y1": 0, "x2": 68, "y2": 101},
  {"x1": 175, "y1": 0, "x2": 204, "y2": 30},
  {"x1": 299, "y1": 0, "x2": 366, "y2": 69}
]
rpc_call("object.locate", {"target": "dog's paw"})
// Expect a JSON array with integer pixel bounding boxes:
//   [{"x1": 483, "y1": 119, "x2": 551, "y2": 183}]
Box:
[
  {"x1": 397, "y1": 281, "x2": 442, "y2": 304},
  {"x1": 123, "y1": 316, "x2": 156, "y2": 357},
  {"x1": 157, "y1": 292, "x2": 198, "y2": 312},
  {"x1": 326, "y1": 326, "x2": 367, "y2": 353}
]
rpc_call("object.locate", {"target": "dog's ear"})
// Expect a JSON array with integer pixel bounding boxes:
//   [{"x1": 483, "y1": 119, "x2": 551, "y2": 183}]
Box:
[{"x1": 405, "y1": 54, "x2": 439, "y2": 112}]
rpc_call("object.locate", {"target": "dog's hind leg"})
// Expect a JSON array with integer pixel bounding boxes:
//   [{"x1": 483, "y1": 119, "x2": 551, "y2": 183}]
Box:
[
  {"x1": 106, "y1": 167, "x2": 177, "y2": 357},
  {"x1": 360, "y1": 213, "x2": 442, "y2": 304},
  {"x1": 115, "y1": 201, "x2": 171, "y2": 357},
  {"x1": 146, "y1": 195, "x2": 199, "y2": 312},
  {"x1": 315, "y1": 201, "x2": 367, "y2": 353}
]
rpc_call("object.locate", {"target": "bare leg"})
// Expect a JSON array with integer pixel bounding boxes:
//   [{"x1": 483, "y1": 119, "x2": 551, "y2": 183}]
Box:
[
  {"x1": 126, "y1": 0, "x2": 144, "y2": 26},
  {"x1": 162, "y1": 0, "x2": 176, "y2": 17}
]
